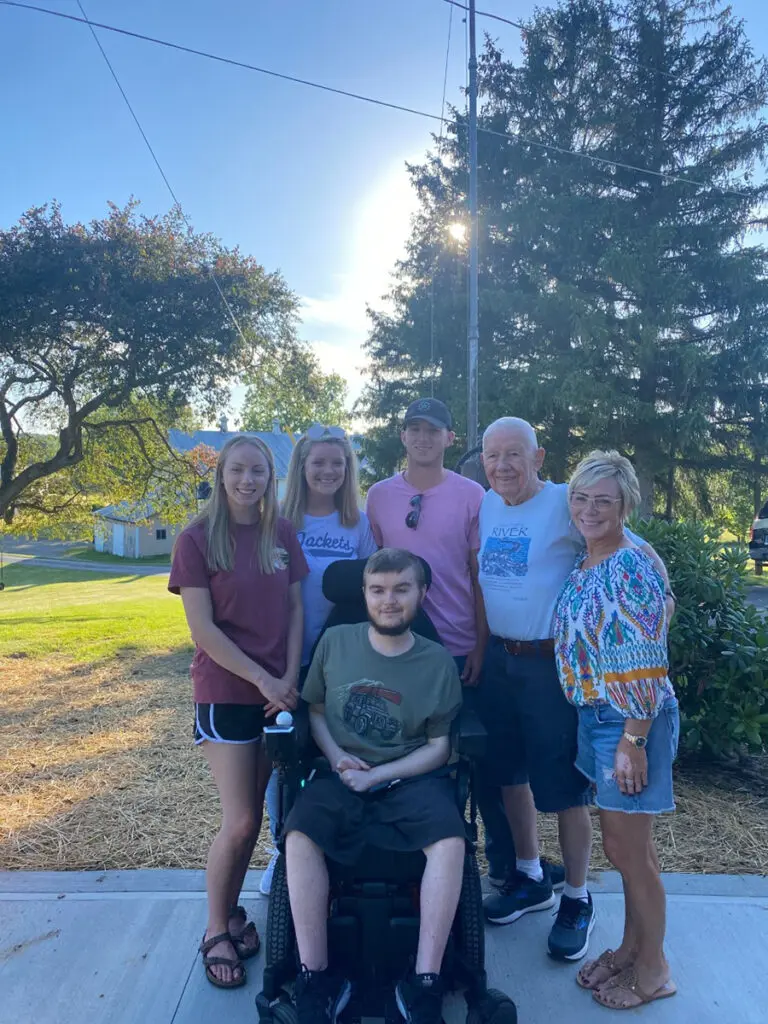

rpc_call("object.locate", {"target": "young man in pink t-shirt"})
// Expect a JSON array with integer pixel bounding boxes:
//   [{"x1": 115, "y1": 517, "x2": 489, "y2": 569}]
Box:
[
  {"x1": 365, "y1": 397, "x2": 516, "y2": 881},
  {"x1": 366, "y1": 398, "x2": 486, "y2": 675}
]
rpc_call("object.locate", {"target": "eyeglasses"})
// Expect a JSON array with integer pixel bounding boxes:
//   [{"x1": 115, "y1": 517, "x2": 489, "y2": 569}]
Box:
[
  {"x1": 405, "y1": 494, "x2": 423, "y2": 529},
  {"x1": 306, "y1": 424, "x2": 347, "y2": 441},
  {"x1": 569, "y1": 493, "x2": 623, "y2": 512}
]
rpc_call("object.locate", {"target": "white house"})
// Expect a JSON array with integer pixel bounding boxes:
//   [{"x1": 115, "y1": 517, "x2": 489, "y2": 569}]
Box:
[{"x1": 93, "y1": 422, "x2": 296, "y2": 559}]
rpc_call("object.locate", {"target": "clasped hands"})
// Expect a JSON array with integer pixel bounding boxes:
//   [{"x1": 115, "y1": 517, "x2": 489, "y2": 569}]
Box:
[
  {"x1": 335, "y1": 753, "x2": 378, "y2": 793},
  {"x1": 262, "y1": 672, "x2": 300, "y2": 718}
]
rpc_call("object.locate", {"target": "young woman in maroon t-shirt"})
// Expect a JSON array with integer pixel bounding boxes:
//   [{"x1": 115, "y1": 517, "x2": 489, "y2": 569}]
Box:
[{"x1": 169, "y1": 435, "x2": 308, "y2": 989}]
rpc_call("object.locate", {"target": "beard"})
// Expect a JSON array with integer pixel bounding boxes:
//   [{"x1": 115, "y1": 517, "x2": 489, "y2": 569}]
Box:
[{"x1": 367, "y1": 606, "x2": 418, "y2": 637}]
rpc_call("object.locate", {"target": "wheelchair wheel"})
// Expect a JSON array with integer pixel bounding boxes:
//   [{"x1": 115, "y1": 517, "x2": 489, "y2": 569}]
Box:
[
  {"x1": 266, "y1": 852, "x2": 295, "y2": 967},
  {"x1": 466, "y1": 989, "x2": 518, "y2": 1024},
  {"x1": 271, "y1": 997, "x2": 299, "y2": 1024},
  {"x1": 455, "y1": 851, "x2": 484, "y2": 975}
]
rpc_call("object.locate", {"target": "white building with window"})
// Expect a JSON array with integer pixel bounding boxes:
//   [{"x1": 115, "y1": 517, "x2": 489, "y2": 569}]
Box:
[
  {"x1": 92, "y1": 423, "x2": 295, "y2": 559},
  {"x1": 93, "y1": 498, "x2": 182, "y2": 559}
]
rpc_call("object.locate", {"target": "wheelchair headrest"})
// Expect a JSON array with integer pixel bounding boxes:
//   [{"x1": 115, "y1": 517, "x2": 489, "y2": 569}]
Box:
[{"x1": 322, "y1": 556, "x2": 433, "y2": 605}]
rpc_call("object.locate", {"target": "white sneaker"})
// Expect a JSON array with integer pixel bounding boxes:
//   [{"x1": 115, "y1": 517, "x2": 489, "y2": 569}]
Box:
[{"x1": 259, "y1": 850, "x2": 279, "y2": 896}]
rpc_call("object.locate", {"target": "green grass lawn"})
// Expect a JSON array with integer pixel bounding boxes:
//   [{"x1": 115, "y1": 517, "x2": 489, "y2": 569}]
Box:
[
  {"x1": 62, "y1": 547, "x2": 171, "y2": 566},
  {"x1": 0, "y1": 563, "x2": 191, "y2": 662}
]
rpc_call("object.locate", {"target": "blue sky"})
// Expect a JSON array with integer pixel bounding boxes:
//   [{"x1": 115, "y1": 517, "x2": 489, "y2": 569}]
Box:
[{"x1": 2, "y1": 0, "x2": 767, "y2": 424}]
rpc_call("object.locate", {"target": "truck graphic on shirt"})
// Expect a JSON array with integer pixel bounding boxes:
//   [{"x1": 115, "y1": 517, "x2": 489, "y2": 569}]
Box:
[{"x1": 343, "y1": 683, "x2": 402, "y2": 741}]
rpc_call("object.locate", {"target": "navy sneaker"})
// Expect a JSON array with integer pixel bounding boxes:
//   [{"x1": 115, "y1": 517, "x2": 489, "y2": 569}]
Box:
[
  {"x1": 544, "y1": 859, "x2": 566, "y2": 891},
  {"x1": 547, "y1": 893, "x2": 596, "y2": 961},
  {"x1": 483, "y1": 868, "x2": 556, "y2": 924},
  {"x1": 294, "y1": 965, "x2": 351, "y2": 1024},
  {"x1": 396, "y1": 971, "x2": 444, "y2": 1024},
  {"x1": 488, "y1": 859, "x2": 565, "y2": 891}
]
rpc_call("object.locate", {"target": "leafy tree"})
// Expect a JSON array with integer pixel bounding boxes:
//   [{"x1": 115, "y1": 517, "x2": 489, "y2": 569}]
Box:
[
  {"x1": 0, "y1": 201, "x2": 298, "y2": 525},
  {"x1": 241, "y1": 343, "x2": 349, "y2": 434},
  {"x1": 359, "y1": 0, "x2": 768, "y2": 508}
]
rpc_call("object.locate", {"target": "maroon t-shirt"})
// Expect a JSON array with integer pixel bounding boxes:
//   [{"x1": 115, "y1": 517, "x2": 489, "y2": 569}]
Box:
[{"x1": 168, "y1": 518, "x2": 309, "y2": 705}]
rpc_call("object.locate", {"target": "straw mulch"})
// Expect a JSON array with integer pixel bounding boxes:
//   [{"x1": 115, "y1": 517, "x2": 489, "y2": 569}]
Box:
[{"x1": 1, "y1": 652, "x2": 766, "y2": 874}]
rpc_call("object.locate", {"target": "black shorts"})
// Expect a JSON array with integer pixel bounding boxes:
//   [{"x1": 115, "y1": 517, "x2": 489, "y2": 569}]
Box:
[
  {"x1": 476, "y1": 638, "x2": 590, "y2": 813},
  {"x1": 194, "y1": 703, "x2": 266, "y2": 745},
  {"x1": 284, "y1": 773, "x2": 465, "y2": 865}
]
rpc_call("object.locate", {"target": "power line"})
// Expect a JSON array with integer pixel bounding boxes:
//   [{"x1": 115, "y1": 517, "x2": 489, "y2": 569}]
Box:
[
  {"x1": 440, "y1": 0, "x2": 523, "y2": 31},
  {"x1": 1, "y1": 1, "x2": 760, "y2": 200},
  {"x1": 73, "y1": 0, "x2": 249, "y2": 346}
]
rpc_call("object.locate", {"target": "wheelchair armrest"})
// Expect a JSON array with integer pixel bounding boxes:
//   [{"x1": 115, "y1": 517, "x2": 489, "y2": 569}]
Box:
[
  {"x1": 263, "y1": 700, "x2": 312, "y2": 765},
  {"x1": 456, "y1": 705, "x2": 487, "y2": 760}
]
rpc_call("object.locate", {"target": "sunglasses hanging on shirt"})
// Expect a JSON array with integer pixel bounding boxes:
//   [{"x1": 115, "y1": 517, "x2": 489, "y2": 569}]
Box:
[{"x1": 405, "y1": 494, "x2": 423, "y2": 529}]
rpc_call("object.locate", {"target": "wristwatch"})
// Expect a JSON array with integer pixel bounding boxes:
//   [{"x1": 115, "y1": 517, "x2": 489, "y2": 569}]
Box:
[{"x1": 622, "y1": 732, "x2": 648, "y2": 749}]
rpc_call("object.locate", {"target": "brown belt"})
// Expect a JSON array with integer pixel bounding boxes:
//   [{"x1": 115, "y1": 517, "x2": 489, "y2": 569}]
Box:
[{"x1": 494, "y1": 636, "x2": 555, "y2": 658}]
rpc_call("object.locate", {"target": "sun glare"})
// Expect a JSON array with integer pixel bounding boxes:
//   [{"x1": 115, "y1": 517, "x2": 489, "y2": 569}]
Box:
[{"x1": 448, "y1": 222, "x2": 467, "y2": 242}]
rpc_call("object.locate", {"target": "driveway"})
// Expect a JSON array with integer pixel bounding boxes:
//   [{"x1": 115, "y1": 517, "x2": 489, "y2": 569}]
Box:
[{"x1": 2, "y1": 538, "x2": 168, "y2": 576}]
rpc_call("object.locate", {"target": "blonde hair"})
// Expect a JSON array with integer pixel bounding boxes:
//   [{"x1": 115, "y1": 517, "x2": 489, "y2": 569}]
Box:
[
  {"x1": 186, "y1": 434, "x2": 280, "y2": 574},
  {"x1": 568, "y1": 450, "x2": 642, "y2": 517},
  {"x1": 282, "y1": 433, "x2": 361, "y2": 530}
]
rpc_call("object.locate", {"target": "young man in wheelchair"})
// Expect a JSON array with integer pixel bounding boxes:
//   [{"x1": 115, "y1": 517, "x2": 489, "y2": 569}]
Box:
[{"x1": 283, "y1": 547, "x2": 465, "y2": 1024}]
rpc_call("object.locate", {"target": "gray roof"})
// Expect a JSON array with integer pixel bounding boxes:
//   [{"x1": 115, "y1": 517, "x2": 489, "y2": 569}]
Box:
[
  {"x1": 94, "y1": 498, "x2": 158, "y2": 524},
  {"x1": 168, "y1": 429, "x2": 294, "y2": 478}
]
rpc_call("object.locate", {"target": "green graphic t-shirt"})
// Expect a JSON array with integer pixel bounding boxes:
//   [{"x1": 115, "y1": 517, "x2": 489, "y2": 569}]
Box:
[{"x1": 302, "y1": 623, "x2": 462, "y2": 766}]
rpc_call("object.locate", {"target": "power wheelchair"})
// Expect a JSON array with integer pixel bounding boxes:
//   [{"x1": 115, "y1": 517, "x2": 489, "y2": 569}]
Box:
[{"x1": 255, "y1": 559, "x2": 517, "y2": 1024}]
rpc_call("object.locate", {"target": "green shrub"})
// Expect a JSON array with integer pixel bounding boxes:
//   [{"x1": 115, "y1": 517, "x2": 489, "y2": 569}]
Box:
[{"x1": 632, "y1": 518, "x2": 768, "y2": 758}]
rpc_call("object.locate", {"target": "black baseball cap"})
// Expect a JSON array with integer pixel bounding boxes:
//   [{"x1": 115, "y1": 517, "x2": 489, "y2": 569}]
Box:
[{"x1": 403, "y1": 397, "x2": 453, "y2": 430}]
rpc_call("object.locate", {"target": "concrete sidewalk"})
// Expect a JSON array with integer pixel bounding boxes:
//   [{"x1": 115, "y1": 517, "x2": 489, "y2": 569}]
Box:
[{"x1": 1, "y1": 869, "x2": 765, "y2": 1024}]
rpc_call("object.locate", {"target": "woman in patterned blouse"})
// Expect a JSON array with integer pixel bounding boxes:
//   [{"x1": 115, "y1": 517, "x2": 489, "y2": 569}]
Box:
[{"x1": 553, "y1": 450, "x2": 679, "y2": 1010}]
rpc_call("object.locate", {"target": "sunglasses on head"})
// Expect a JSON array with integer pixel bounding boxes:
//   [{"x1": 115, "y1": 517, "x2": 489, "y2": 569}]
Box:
[
  {"x1": 405, "y1": 494, "x2": 423, "y2": 529},
  {"x1": 306, "y1": 424, "x2": 347, "y2": 441}
]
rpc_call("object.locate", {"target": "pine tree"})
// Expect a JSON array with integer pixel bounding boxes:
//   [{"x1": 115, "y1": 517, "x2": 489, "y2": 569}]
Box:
[{"x1": 359, "y1": 0, "x2": 768, "y2": 507}]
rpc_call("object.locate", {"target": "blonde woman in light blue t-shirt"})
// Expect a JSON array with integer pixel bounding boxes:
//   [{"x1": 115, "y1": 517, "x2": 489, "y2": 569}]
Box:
[{"x1": 261, "y1": 425, "x2": 376, "y2": 893}]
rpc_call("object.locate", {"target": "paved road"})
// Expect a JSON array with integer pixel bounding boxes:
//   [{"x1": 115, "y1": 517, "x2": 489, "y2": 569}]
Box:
[
  {"x1": 3, "y1": 553, "x2": 169, "y2": 576},
  {"x1": 0, "y1": 869, "x2": 766, "y2": 1024},
  {"x1": 2, "y1": 538, "x2": 168, "y2": 576},
  {"x1": 746, "y1": 586, "x2": 768, "y2": 611}
]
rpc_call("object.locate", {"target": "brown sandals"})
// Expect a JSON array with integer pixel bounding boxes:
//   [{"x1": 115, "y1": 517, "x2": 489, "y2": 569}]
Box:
[
  {"x1": 229, "y1": 904, "x2": 261, "y2": 960},
  {"x1": 199, "y1": 931, "x2": 246, "y2": 989},
  {"x1": 592, "y1": 966, "x2": 678, "y2": 1009},
  {"x1": 576, "y1": 949, "x2": 622, "y2": 990}
]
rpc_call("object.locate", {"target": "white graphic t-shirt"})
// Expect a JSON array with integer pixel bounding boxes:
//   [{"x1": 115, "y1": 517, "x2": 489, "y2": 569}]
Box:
[
  {"x1": 298, "y1": 511, "x2": 378, "y2": 664},
  {"x1": 478, "y1": 482, "x2": 580, "y2": 641}
]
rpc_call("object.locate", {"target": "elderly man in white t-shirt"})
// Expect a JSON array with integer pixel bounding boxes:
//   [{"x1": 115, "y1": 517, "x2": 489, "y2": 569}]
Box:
[{"x1": 476, "y1": 417, "x2": 672, "y2": 963}]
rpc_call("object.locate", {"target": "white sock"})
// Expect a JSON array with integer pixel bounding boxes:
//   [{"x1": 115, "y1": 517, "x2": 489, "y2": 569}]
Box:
[
  {"x1": 516, "y1": 856, "x2": 544, "y2": 882},
  {"x1": 563, "y1": 881, "x2": 589, "y2": 903}
]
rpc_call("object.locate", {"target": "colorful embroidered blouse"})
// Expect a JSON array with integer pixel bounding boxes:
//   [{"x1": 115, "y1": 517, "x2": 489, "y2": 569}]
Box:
[{"x1": 554, "y1": 547, "x2": 675, "y2": 719}]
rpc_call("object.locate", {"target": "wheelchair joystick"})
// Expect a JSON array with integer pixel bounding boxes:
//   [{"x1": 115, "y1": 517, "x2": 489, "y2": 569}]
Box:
[{"x1": 275, "y1": 711, "x2": 293, "y2": 727}]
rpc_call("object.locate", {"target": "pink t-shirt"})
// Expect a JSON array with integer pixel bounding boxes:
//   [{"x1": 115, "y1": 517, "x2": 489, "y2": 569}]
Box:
[
  {"x1": 168, "y1": 518, "x2": 308, "y2": 705},
  {"x1": 366, "y1": 471, "x2": 484, "y2": 656}
]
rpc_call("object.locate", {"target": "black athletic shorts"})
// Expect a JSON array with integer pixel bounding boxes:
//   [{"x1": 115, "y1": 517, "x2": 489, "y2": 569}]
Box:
[
  {"x1": 194, "y1": 703, "x2": 266, "y2": 745},
  {"x1": 284, "y1": 772, "x2": 465, "y2": 865}
]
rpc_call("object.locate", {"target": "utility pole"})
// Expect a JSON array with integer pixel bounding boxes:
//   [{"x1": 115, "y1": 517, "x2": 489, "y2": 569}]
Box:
[{"x1": 467, "y1": 0, "x2": 479, "y2": 449}]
